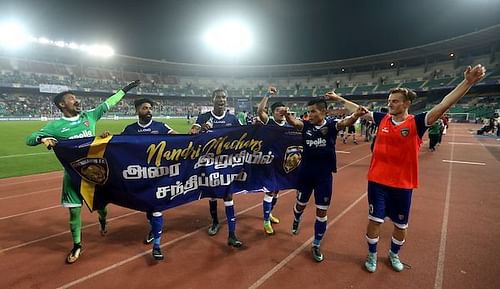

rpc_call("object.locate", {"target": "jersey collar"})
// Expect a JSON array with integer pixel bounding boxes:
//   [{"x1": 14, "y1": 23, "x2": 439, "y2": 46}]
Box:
[
  {"x1": 314, "y1": 119, "x2": 327, "y2": 129},
  {"x1": 137, "y1": 119, "x2": 153, "y2": 128},
  {"x1": 62, "y1": 114, "x2": 80, "y2": 122},
  {"x1": 211, "y1": 110, "x2": 226, "y2": 120}
]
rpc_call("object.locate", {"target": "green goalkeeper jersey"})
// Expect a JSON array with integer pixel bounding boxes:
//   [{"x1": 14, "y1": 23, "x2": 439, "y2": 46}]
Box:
[
  {"x1": 26, "y1": 90, "x2": 125, "y2": 207},
  {"x1": 26, "y1": 90, "x2": 125, "y2": 144}
]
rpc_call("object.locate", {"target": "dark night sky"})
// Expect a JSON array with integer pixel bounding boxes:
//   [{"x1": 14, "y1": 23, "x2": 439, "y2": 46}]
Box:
[{"x1": 2, "y1": 0, "x2": 500, "y2": 64}]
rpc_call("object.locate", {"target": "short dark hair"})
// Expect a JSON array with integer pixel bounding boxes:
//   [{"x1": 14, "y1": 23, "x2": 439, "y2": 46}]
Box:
[
  {"x1": 212, "y1": 89, "x2": 227, "y2": 98},
  {"x1": 307, "y1": 98, "x2": 327, "y2": 110},
  {"x1": 134, "y1": 98, "x2": 154, "y2": 109},
  {"x1": 271, "y1": 102, "x2": 285, "y2": 112},
  {"x1": 53, "y1": 90, "x2": 74, "y2": 109},
  {"x1": 389, "y1": 87, "x2": 417, "y2": 103}
]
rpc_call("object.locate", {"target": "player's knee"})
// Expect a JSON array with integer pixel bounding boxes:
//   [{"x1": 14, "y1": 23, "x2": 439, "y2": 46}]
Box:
[
  {"x1": 315, "y1": 207, "x2": 328, "y2": 218},
  {"x1": 295, "y1": 202, "x2": 306, "y2": 211},
  {"x1": 223, "y1": 194, "x2": 233, "y2": 202},
  {"x1": 152, "y1": 212, "x2": 162, "y2": 217}
]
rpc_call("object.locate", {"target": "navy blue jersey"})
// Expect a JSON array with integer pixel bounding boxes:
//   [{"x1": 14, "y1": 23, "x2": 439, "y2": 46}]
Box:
[
  {"x1": 373, "y1": 112, "x2": 428, "y2": 139},
  {"x1": 265, "y1": 117, "x2": 293, "y2": 128},
  {"x1": 122, "y1": 120, "x2": 173, "y2": 135},
  {"x1": 301, "y1": 118, "x2": 339, "y2": 173},
  {"x1": 195, "y1": 111, "x2": 241, "y2": 129}
]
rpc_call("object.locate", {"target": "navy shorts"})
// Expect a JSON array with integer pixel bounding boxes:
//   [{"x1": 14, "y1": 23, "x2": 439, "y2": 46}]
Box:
[
  {"x1": 367, "y1": 181, "x2": 412, "y2": 229},
  {"x1": 296, "y1": 170, "x2": 333, "y2": 210}
]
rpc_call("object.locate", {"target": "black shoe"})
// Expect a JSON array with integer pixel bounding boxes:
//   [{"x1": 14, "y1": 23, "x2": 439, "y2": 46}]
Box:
[
  {"x1": 66, "y1": 243, "x2": 82, "y2": 264},
  {"x1": 227, "y1": 236, "x2": 243, "y2": 248},
  {"x1": 99, "y1": 218, "x2": 107, "y2": 236},
  {"x1": 152, "y1": 247, "x2": 164, "y2": 260},
  {"x1": 143, "y1": 231, "x2": 154, "y2": 244},
  {"x1": 207, "y1": 223, "x2": 221, "y2": 236},
  {"x1": 292, "y1": 220, "x2": 300, "y2": 235},
  {"x1": 312, "y1": 246, "x2": 324, "y2": 262}
]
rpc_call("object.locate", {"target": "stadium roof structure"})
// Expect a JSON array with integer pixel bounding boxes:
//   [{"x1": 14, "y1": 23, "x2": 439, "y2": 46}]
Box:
[{"x1": 1, "y1": 24, "x2": 500, "y2": 77}]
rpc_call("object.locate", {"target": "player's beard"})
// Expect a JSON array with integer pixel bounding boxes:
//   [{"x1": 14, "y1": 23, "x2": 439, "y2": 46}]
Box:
[{"x1": 140, "y1": 114, "x2": 152, "y2": 124}]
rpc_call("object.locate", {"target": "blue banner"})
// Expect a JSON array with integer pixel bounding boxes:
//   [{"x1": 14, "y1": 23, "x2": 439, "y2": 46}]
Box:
[{"x1": 54, "y1": 125, "x2": 303, "y2": 212}]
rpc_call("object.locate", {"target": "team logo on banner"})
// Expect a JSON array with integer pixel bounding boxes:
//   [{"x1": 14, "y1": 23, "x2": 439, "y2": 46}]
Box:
[
  {"x1": 400, "y1": 128, "x2": 410, "y2": 137},
  {"x1": 71, "y1": 158, "x2": 109, "y2": 185},
  {"x1": 283, "y1": 146, "x2": 303, "y2": 173}
]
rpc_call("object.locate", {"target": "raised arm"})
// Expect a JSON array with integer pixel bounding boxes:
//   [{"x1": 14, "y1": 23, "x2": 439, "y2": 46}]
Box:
[
  {"x1": 336, "y1": 106, "x2": 369, "y2": 130},
  {"x1": 426, "y1": 64, "x2": 486, "y2": 125},
  {"x1": 324, "y1": 91, "x2": 361, "y2": 113},
  {"x1": 257, "y1": 87, "x2": 277, "y2": 124},
  {"x1": 277, "y1": 107, "x2": 304, "y2": 131}
]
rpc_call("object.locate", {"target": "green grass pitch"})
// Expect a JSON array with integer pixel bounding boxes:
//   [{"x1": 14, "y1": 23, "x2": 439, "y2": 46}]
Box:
[{"x1": 0, "y1": 118, "x2": 193, "y2": 178}]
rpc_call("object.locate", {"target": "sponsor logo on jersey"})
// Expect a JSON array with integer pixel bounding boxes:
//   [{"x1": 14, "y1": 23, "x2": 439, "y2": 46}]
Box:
[
  {"x1": 71, "y1": 158, "x2": 109, "y2": 185},
  {"x1": 61, "y1": 127, "x2": 70, "y2": 133},
  {"x1": 283, "y1": 145, "x2": 303, "y2": 173},
  {"x1": 400, "y1": 128, "x2": 410, "y2": 137},
  {"x1": 68, "y1": 130, "x2": 94, "y2": 139},
  {"x1": 306, "y1": 138, "x2": 327, "y2": 147}
]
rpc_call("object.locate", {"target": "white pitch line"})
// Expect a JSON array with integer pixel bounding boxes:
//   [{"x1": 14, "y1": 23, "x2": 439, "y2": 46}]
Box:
[
  {"x1": 0, "y1": 205, "x2": 60, "y2": 220},
  {"x1": 248, "y1": 192, "x2": 367, "y2": 289},
  {"x1": 336, "y1": 150, "x2": 351, "y2": 154},
  {"x1": 0, "y1": 211, "x2": 140, "y2": 254},
  {"x1": 448, "y1": 142, "x2": 500, "y2": 147},
  {"x1": 0, "y1": 152, "x2": 52, "y2": 159},
  {"x1": 442, "y1": 160, "x2": 485, "y2": 166},
  {"x1": 434, "y1": 127, "x2": 456, "y2": 289},
  {"x1": 0, "y1": 187, "x2": 58, "y2": 200}
]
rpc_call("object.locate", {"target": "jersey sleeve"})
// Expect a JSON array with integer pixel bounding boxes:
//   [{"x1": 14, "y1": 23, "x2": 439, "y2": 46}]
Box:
[
  {"x1": 194, "y1": 113, "x2": 207, "y2": 126},
  {"x1": 414, "y1": 112, "x2": 428, "y2": 139},
  {"x1": 233, "y1": 115, "x2": 242, "y2": 126},
  {"x1": 26, "y1": 122, "x2": 58, "y2": 146},
  {"x1": 121, "y1": 124, "x2": 135, "y2": 135},
  {"x1": 87, "y1": 90, "x2": 126, "y2": 121},
  {"x1": 163, "y1": 123, "x2": 174, "y2": 134},
  {"x1": 372, "y1": 112, "x2": 386, "y2": 127}
]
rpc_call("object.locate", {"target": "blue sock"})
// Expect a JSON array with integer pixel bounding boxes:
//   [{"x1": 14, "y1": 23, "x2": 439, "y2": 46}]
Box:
[
  {"x1": 209, "y1": 199, "x2": 219, "y2": 224},
  {"x1": 151, "y1": 212, "x2": 163, "y2": 248},
  {"x1": 293, "y1": 203, "x2": 304, "y2": 222},
  {"x1": 313, "y1": 216, "x2": 327, "y2": 247},
  {"x1": 390, "y1": 237, "x2": 404, "y2": 254},
  {"x1": 366, "y1": 235, "x2": 379, "y2": 254},
  {"x1": 271, "y1": 194, "x2": 278, "y2": 211},
  {"x1": 263, "y1": 194, "x2": 273, "y2": 222},
  {"x1": 224, "y1": 200, "x2": 236, "y2": 235}
]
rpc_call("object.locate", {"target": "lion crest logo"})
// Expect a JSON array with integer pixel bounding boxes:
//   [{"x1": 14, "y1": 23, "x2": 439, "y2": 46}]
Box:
[
  {"x1": 71, "y1": 158, "x2": 109, "y2": 185},
  {"x1": 283, "y1": 146, "x2": 303, "y2": 173}
]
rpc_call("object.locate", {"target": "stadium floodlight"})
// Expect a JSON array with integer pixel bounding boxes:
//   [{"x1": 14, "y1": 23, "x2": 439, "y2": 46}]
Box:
[
  {"x1": 37, "y1": 37, "x2": 51, "y2": 44},
  {"x1": 0, "y1": 21, "x2": 31, "y2": 49},
  {"x1": 203, "y1": 19, "x2": 253, "y2": 56},
  {"x1": 85, "y1": 44, "x2": 115, "y2": 57},
  {"x1": 68, "y1": 42, "x2": 79, "y2": 49}
]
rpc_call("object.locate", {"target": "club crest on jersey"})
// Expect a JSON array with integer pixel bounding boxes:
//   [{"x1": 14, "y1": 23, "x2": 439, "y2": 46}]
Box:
[
  {"x1": 320, "y1": 127, "x2": 328, "y2": 136},
  {"x1": 400, "y1": 128, "x2": 410, "y2": 137},
  {"x1": 83, "y1": 120, "x2": 89, "y2": 127},
  {"x1": 71, "y1": 158, "x2": 109, "y2": 185},
  {"x1": 283, "y1": 146, "x2": 303, "y2": 173},
  {"x1": 398, "y1": 214, "x2": 405, "y2": 220}
]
